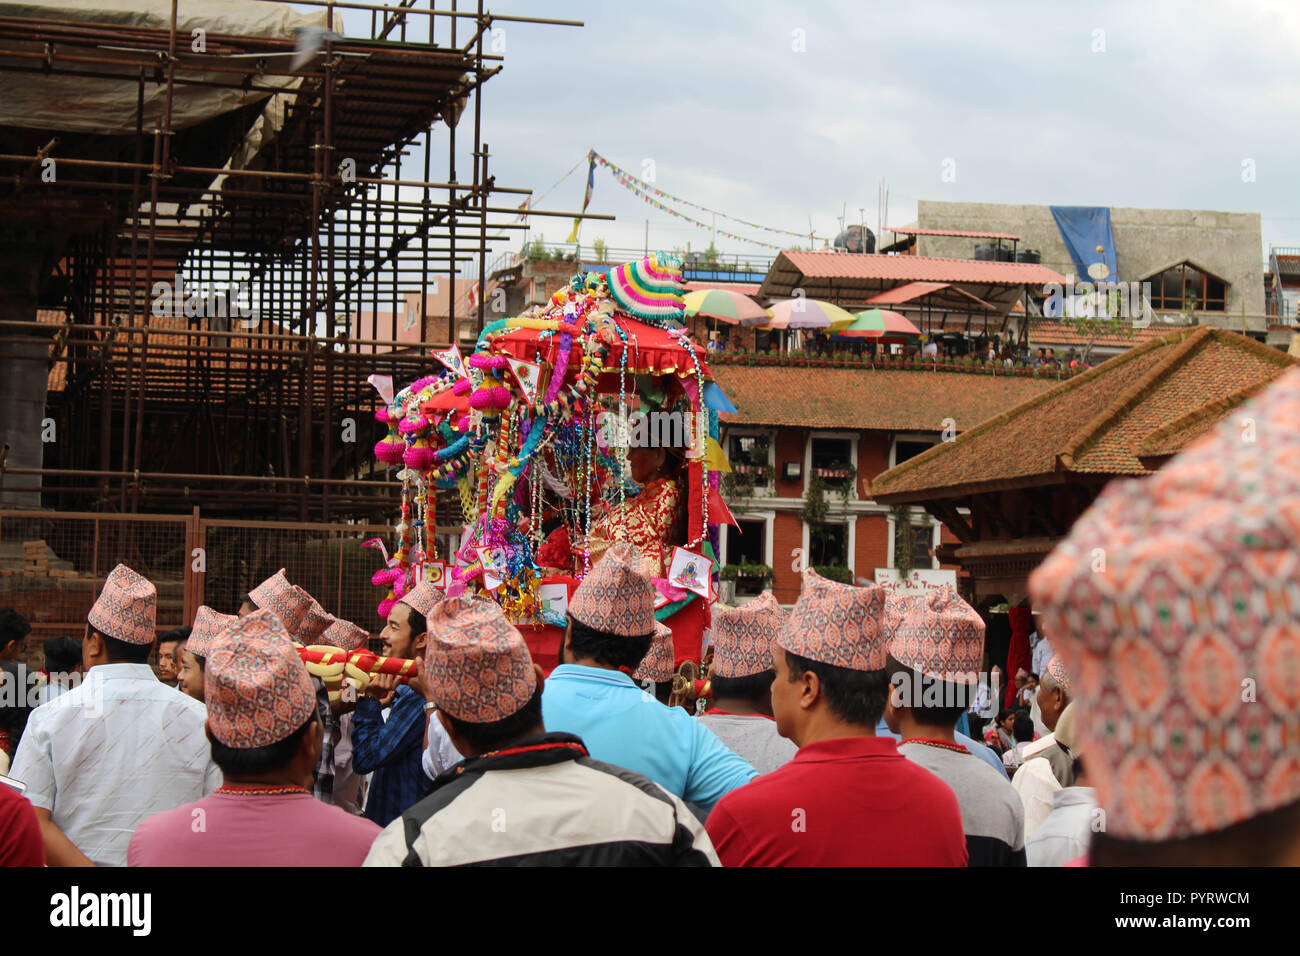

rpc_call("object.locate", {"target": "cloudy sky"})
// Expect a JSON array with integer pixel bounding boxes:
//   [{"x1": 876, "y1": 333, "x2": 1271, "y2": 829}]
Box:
[{"x1": 323, "y1": 0, "x2": 1300, "y2": 268}]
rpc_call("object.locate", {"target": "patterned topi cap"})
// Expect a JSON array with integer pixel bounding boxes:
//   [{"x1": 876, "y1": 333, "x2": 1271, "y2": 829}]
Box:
[
  {"x1": 777, "y1": 568, "x2": 887, "y2": 672},
  {"x1": 188, "y1": 605, "x2": 237, "y2": 659},
  {"x1": 425, "y1": 594, "x2": 537, "y2": 724},
  {"x1": 1029, "y1": 366, "x2": 1300, "y2": 841},
  {"x1": 569, "y1": 542, "x2": 657, "y2": 638},
  {"x1": 1044, "y1": 655, "x2": 1071, "y2": 693},
  {"x1": 321, "y1": 618, "x2": 370, "y2": 653},
  {"x1": 634, "y1": 621, "x2": 676, "y2": 683},
  {"x1": 247, "y1": 568, "x2": 289, "y2": 613},
  {"x1": 881, "y1": 589, "x2": 924, "y2": 637},
  {"x1": 87, "y1": 564, "x2": 157, "y2": 645},
  {"x1": 299, "y1": 596, "x2": 335, "y2": 645},
  {"x1": 399, "y1": 580, "x2": 443, "y2": 621},
  {"x1": 205, "y1": 609, "x2": 317, "y2": 749},
  {"x1": 711, "y1": 591, "x2": 786, "y2": 678},
  {"x1": 887, "y1": 585, "x2": 985, "y2": 686}
]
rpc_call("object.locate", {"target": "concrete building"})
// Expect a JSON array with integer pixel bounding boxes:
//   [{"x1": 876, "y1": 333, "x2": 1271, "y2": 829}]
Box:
[{"x1": 896, "y1": 200, "x2": 1266, "y2": 336}]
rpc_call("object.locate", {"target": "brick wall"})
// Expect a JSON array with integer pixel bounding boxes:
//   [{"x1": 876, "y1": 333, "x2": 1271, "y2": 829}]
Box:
[
  {"x1": 773, "y1": 429, "x2": 806, "y2": 498},
  {"x1": 771, "y1": 512, "x2": 803, "y2": 604}
]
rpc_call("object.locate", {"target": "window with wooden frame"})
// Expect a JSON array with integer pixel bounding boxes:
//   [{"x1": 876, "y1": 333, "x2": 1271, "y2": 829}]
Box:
[
  {"x1": 810, "y1": 435, "x2": 855, "y2": 492},
  {"x1": 808, "y1": 522, "x2": 849, "y2": 568},
  {"x1": 1146, "y1": 261, "x2": 1228, "y2": 312},
  {"x1": 728, "y1": 433, "x2": 772, "y2": 489}
]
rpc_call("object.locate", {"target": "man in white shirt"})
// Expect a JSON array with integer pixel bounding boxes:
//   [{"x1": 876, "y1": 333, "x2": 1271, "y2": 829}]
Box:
[
  {"x1": 10, "y1": 564, "x2": 220, "y2": 866},
  {"x1": 1011, "y1": 656, "x2": 1073, "y2": 839},
  {"x1": 1026, "y1": 703, "x2": 1096, "y2": 866}
]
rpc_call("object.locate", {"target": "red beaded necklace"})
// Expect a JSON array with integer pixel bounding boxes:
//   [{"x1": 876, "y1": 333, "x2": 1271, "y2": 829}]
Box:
[
  {"x1": 216, "y1": 783, "x2": 309, "y2": 797},
  {"x1": 900, "y1": 737, "x2": 970, "y2": 755}
]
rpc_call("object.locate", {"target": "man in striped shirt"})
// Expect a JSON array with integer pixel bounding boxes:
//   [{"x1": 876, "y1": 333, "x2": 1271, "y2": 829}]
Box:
[{"x1": 364, "y1": 594, "x2": 718, "y2": 867}]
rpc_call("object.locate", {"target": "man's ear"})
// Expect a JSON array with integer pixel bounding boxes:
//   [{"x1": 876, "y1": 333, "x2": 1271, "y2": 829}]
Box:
[
  {"x1": 533, "y1": 663, "x2": 546, "y2": 685},
  {"x1": 412, "y1": 631, "x2": 429, "y2": 659},
  {"x1": 301, "y1": 714, "x2": 323, "y2": 765},
  {"x1": 800, "y1": 669, "x2": 820, "y2": 711}
]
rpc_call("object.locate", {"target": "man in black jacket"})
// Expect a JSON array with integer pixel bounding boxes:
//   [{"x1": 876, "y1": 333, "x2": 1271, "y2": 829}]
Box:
[{"x1": 363, "y1": 593, "x2": 718, "y2": 867}]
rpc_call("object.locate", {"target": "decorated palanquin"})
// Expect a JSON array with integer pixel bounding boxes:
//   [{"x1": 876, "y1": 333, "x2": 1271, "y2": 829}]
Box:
[{"x1": 364, "y1": 254, "x2": 739, "y2": 677}]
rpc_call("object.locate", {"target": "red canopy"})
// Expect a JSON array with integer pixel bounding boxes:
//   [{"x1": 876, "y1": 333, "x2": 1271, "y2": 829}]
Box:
[{"x1": 492, "y1": 317, "x2": 712, "y2": 379}]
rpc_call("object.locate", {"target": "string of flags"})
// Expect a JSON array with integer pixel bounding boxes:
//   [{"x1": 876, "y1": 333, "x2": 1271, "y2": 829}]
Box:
[{"x1": 589, "y1": 150, "x2": 819, "y2": 246}]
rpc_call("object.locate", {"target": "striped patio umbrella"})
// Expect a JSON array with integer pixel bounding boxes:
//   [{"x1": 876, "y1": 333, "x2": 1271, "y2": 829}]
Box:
[
  {"x1": 839, "y1": 308, "x2": 922, "y2": 338},
  {"x1": 683, "y1": 289, "x2": 768, "y2": 327},
  {"x1": 761, "y1": 298, "x2": 857, "y2": 331}
]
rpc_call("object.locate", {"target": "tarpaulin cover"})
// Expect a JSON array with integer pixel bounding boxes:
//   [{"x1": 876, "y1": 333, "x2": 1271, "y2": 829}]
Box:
[
  {"x1": 1049, "y1": 205, "x2": 1120, "y2": 285},
  {"x1": 0, "y1": 0, "x2": 333, "y2": 133}
]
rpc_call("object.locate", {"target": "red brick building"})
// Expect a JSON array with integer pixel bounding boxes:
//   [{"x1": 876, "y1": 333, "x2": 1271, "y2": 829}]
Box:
[{"x1": 710, "y1": 355, "x2": 1058, "y2": 604}]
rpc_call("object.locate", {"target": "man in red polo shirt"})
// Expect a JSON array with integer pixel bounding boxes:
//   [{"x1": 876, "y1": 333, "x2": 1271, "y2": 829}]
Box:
[{"x1": 704, "y1": 569, "x2": 968, "y2": 866}]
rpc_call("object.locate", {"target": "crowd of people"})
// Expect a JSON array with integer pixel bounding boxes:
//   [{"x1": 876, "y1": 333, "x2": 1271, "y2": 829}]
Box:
[{"x1": 1, "y1": 367, "x2": 1299, "y2": 867}]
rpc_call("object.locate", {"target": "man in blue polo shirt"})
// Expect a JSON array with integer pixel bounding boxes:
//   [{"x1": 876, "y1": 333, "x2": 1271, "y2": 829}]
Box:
[{"x1": 542, "y1": 543, "x2": 756, "y2": 813}]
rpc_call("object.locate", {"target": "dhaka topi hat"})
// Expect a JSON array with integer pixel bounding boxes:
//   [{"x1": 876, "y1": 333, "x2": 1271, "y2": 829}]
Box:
[
  {"x1": 400, "y1": 580, "x2": 443, "y2": 621},
  {"x1": 188, "y1": 605, "x2": 237, "y2": 659},
  {"x1": 299, "y1": 596, "x2": 335, "y2": 645},
  {"x1": 1029, "y1": 365, "x2": 1300, "y2": 841},
  {"x1": 425, "y1": 594, "x2": 537, "y2": 724},
  {"x1": 247, "y1": 568, "x2": 289, "y2": 613},
  {"x1": 777, "y1": 568, "x2": 887, "y2": 672},
  {"x1": 205, "y1": 609, "x2": 316, "y2": 750},
  {"x1": 634, "y1": 621, "x2": 676, "y2": 683},
  {"x1": 887, "y1": 585, "x2": 985, "y2": 685},
  {"x1": 570, "y1": 542, "x2": 656, "y2": 637},
  {"x1": 321, "y1": 618, "x2": 369, "y2": 653},
  {"x1": 87, "y1": 563, "x2": 157, "y2": 645},
  {"x1": 711, "y1": 591, "x2": 786, "y2": 678}
]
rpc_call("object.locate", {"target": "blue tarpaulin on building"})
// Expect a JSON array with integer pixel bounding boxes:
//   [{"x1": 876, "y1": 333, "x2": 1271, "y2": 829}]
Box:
[{"x1": 1050, "y1": 205, "x2": 1119, "y2": 285}]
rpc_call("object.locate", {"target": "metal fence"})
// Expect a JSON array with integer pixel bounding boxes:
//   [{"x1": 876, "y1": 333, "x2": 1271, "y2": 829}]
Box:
[{"x1": 0, "y1": 510, "x2": 393, "y2": 661}]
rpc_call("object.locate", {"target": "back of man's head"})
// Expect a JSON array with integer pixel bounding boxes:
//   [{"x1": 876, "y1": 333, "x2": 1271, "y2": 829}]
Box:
[
  {"x1": 784, "y1": 648, "x2": 888, "y2": 729},
  {"x1": 0, "y1": 609, "x2": 30, "y2": 655},
  {"x1": 43, "y1": 636, "x2": 83, "y2": 674},
  {"x1": 92, "y1": 628, "x2": 154, "y2": 665}
]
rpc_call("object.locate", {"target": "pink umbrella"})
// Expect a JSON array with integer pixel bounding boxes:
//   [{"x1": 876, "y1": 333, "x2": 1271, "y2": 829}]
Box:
[{"x1": 838, "y1": 308, "x2": 922, "y2": 338}]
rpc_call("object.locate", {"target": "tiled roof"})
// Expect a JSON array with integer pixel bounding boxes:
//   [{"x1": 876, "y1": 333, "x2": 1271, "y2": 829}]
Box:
[
  {"x1": 872, "y1": 327, "x2": 1298, "y2": 500},
  {"x1": 1027, "y1": 320, "x2": 1182, "y2": 349},
  {"x1": 769, "y1": 250, "x2": 1064, "y2": 286},
  {"x1": 1136, "y1": 379, "x2": 1272, "y2": 466},
  {"x1": 712, "y1": 364, "x2": 1054, "y2": 434}
]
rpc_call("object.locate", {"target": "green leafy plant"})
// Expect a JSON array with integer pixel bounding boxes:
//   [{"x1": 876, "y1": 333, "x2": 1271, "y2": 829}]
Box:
[
  {"x1": 890, "y1": 504, "x2": 916, "y2": 580},
  {"x1": 813, "y1": 565, "x2": 853, "y2": 584},
  {"x1": 719, "y1": 563, "x2": 773, "y2": 582},
  {"x1": 592, "y1": 238, "x2": 608, "y2": 263},
  {"x1": 800, "y1": 473, "x2": 828, "y2": 527}
]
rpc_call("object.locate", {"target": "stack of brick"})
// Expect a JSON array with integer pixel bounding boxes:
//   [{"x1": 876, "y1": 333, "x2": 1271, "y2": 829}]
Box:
[{"x1": 22, "y1": 540, "x2": 48, "y2": 576}]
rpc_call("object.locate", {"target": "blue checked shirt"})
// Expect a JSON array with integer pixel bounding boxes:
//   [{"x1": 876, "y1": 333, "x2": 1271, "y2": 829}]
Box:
[{"x1": 351, "y1": 686, "x2": 432, "y2": 827}]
